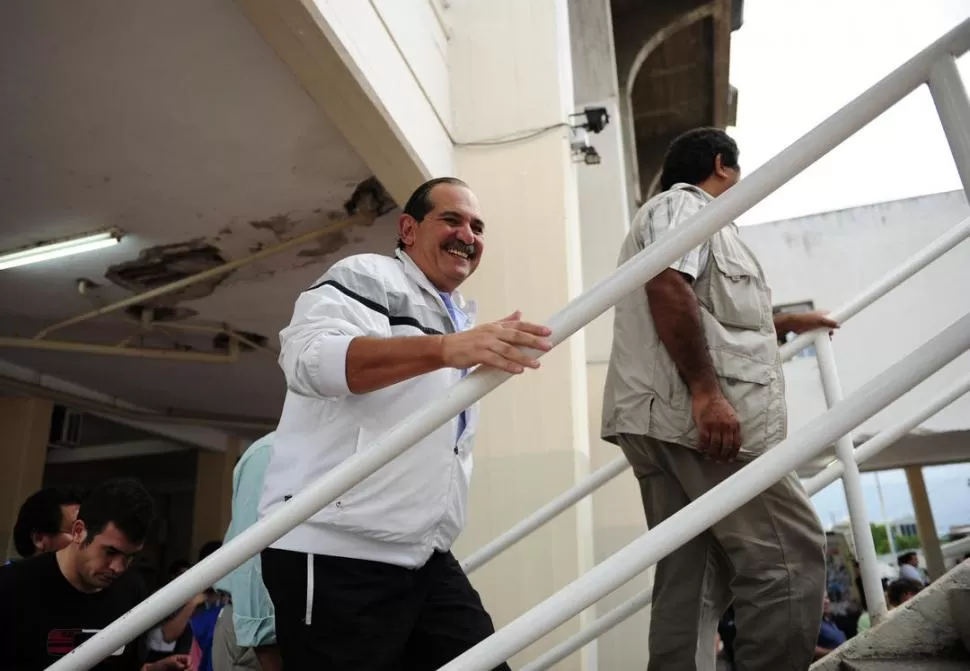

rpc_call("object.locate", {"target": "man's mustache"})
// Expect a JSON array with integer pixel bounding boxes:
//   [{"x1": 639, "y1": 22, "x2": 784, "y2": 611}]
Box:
[{"x1": 443, "y1": 239, "x2": 477, "y2": 258}]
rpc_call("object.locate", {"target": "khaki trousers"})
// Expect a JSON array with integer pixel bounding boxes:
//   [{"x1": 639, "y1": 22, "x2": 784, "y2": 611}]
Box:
[
  {"x1": 212, "y1": 604, "x2": 263, "y2": 671},
  {"x1": 617, "y1": 434, "x2": 826, "y2": 671}
]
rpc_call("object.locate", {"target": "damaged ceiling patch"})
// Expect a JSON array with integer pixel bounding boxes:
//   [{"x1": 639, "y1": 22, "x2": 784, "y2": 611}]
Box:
[{"x1": 106, "y1": 240, "x2": 229, "y2": 306}]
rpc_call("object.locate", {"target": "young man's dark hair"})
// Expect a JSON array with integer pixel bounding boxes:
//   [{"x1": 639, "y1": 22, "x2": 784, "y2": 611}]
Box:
[
  {"x1": 197, "y1": 540, "x2": 222, "y2": 562},
  {"x1": 77, "y1": 478, "x2": 155, "y2": 547},
  {"x1": 659, "y1": 127, "x2": 740, "y2": 191},
  {"x1": 897, "y1": 551, "x2": 918, "y2": 566},
  {"x1": 396, "y1": 176, "x2": 469, "y2": 249},
  {"x1": 166, "y1": 559, "x2": 191, "y2": 579},
  {"x1": 887, "y1": 578, "x2": 922, "y2": 607},
  {"x1": 12, "y1": 487, "x2": 83, "y2": 558}
]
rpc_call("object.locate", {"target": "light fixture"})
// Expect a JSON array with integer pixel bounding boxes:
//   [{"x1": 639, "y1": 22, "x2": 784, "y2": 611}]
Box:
[{"x1": 0, "y1": 229, "x2": 124, "y2": 271}]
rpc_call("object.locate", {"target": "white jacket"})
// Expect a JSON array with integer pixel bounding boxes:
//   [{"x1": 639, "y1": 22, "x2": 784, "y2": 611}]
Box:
[{"x1": 259, "y1": 250, "x2": 479, "y2": 568}]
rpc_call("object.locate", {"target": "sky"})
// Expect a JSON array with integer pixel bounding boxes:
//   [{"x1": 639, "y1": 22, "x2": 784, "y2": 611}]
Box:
[
  {"x1": 729, "y1": 1, "x2": 970, "y2": 533},
  {"x1": 729, "y1": 0, "x2": 970, "y2": 226}
]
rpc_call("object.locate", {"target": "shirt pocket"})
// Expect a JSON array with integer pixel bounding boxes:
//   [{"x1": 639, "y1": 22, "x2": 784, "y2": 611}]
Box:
[{"x1": 707, "y1": 248, "x2": 769, "y2": 331}]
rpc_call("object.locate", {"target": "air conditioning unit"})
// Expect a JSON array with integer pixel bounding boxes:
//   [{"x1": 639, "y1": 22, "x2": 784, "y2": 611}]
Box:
[{"x1": 49, "y1": 405, "x2": 83, "y2": 446}]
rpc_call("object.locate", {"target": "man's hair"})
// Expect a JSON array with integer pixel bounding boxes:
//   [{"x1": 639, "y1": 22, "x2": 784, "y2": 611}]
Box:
[
  {"x1": 197, "y1": 540, "x2": 222, "y2": 563},
  {"x1": 887, "y1": 578, "x2": 922, "y2": 607},
  {"x1": 12, "y1": 487, "x2": 83, "y2": 558},
  {"x1": 167, "y1": 559, "x2": 191, "y2": 578},
  {"x1": 898, "y1": 551, "x2": 918, "y2": 565},
  {"x1": 77, "y1": 478, "x2": 155, "y2": 546},
  {"x1": 659, "y1": 127, "x2": 740, "y2": 191},
  {"x1": 397, "y1": 177, "x2": 469, "y2": 249}
]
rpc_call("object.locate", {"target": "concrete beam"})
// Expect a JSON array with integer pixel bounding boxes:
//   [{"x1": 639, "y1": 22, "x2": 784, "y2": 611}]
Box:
[
  {"x1": 0, "y1": 359, "x2": 233, "y2": 452},
  {"x1": 46, "y1": 439, "x2": 189, "y2": 464},
  {"x1": 234, "y1": 0, "x2": 454, "y2": 204}
]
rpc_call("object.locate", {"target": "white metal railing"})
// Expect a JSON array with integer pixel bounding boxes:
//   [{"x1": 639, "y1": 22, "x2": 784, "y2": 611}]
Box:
[
  {"x1": 55, "y1": 16, "x2": 970, "y2": 671},
  {"x1": 458, "y1": 214, "x2": 970, "y2": 577},
  {"x1": 461, "y1": 455, "x2": 630, "y2": 574},
  {"x1": 522, "y1": 376, "x2": 970, "y2": 671},
  {"x1": 442, "y1": 318, "x2": 970, "y2": 669}
]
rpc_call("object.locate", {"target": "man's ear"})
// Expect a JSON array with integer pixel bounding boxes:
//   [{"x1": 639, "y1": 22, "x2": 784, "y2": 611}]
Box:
[
  {"x1": 71, "y1": 518, "x2": 88, "y2": 545},
  {"x1": 30, "y1": 531, "x2": 46, "y2": 552},
  {"x1": 713, "y1": 153, "x2": 728, "y2": 179},
  {"x1": 398, "y1": 213, "x2": 419, "y2": 248}
]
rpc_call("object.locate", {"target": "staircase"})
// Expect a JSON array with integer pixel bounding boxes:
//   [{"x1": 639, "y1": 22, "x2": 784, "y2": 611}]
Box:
[{"x1": 810, "y1": 561, "x2": 970, "y2": 670}]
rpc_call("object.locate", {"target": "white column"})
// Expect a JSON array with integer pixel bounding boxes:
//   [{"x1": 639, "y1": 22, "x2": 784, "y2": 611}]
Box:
[
  {"x1": 903, "y1": 466, "x2": 946, "y2": 580},
  {"x1": 448, "y1": 1, "x2": 594, "y2": 669},
  {"x1": 567, "y1": 1, "x2": 647, "y2": 669}
]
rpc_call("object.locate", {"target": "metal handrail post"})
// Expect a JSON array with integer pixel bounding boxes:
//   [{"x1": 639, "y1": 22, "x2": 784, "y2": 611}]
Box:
[
  {"x1": 929, "y1": 54, "x2": 970, "y2": 195},
  {"x1": 439, "y1": 314, "x2": 970, "y2": 671},
  {"x1": 461, "y1": 456, "x2": 630, "y2": 574},
  {"x1": 813, "y1": 333, "x2": 888, "y2": 623},
  {"x1": 525, "y1": 375, "x2": 970, "y2": 669},
  {"x1": 805, "y1": 374, "x2": 970, "y2": 493}
]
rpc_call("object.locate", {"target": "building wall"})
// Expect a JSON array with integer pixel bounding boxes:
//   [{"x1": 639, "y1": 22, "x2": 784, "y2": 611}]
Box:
[{"x1": 739, "y1": 190, "x2": 970, "y2": 439}]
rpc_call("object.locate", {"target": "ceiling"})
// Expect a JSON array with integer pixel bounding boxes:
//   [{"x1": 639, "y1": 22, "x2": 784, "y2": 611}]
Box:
[
  {"x1": 611, "y1": 0, "x2": 736, "y2": 200},
  {"x1": 0, "y1": 0, "x2": 399, "y2": 426}
]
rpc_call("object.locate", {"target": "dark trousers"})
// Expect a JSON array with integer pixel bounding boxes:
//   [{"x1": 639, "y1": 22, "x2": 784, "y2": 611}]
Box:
[{"x1": 261, "y1": 548, "x2": 511, "y2": 671}]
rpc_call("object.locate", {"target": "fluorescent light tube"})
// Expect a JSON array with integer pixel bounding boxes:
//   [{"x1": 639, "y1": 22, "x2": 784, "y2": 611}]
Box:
[{"x1": 0, "y1": 230, "x2": 123, "y2": 271}]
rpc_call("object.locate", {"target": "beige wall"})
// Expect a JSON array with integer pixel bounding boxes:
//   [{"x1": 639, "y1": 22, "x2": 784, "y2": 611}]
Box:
[
  {"x1": 446, "y1": 0, "x2": 597, "y2": 668},
  {"x1": 586, "y1": 363, "x2": 654, "y2": 669},
  {"x1": 0, "y1": 396, "x2": 54, "y2": 559},
  {"x1": 191, "y1": 435, "x2": 240, "y2": 558}
]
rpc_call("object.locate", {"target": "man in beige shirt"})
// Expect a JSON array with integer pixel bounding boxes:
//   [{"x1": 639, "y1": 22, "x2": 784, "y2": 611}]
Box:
[{"x1": 603, "y1": 128, "x2": 836, "y2": 670}]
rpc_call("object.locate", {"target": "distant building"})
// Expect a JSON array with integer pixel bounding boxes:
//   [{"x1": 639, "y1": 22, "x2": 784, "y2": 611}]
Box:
[{"x1": 892, "y1": 516, "x2": 919, "y2": 538}]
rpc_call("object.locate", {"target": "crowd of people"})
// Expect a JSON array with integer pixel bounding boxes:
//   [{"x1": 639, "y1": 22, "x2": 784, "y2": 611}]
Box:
[{"x1": 0, "y1": 128, "x2": 945, "y2": 670}]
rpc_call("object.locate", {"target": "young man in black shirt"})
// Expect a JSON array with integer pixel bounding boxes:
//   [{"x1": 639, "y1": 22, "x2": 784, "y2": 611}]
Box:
[{"x1": 0, "y1": 478, "x2": 190, "y2": 670}]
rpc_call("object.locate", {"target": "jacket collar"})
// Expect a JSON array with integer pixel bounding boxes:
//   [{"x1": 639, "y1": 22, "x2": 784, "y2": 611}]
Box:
[
  {"x1": 669, "y1": 182, "x2": 714, "y2": 203},
  {"x1": 668, "y1": 183, "x2": 737, "y2": 231},
  {"x1": 394, "y1": 249, "x2": 478, "y2": 320}
]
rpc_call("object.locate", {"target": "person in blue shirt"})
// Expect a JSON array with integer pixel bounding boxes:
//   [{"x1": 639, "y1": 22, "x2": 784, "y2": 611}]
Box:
[
  {"x1": 815, "y1": 597, "x2": 847, "y2": 659},
  {"x1": 212, "y1": 433, "x2": 280, "y2": 671}
]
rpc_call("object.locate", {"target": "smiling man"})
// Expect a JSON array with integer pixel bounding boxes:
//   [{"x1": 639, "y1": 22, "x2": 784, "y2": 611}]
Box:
[
  {"x1": 0, "y1": 478, "x2": 189, "y2": 671},
  {"x1": 259, "y1": 177, "x2": 549, "y2": 670}
]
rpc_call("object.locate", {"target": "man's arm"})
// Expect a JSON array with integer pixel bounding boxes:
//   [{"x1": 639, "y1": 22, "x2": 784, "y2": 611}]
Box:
[
  {"x1": 159, "y1": 594, "x2": 205, "y2": 643},
  {"x1": 142, "y1": 655, "x2": 191, "y2": 671},
  {"x1": 280, "y1": 262, "x2": 551, "y2": 398},
  {"x1": 774, "y1": 311, "x2": 840, "y2": 336},
  {"x1": 345, "y1": 311, "x2": 550, "y2": 394},
  {"x1": 646, "y1": 269, "x2": 741, "y2": 461}
]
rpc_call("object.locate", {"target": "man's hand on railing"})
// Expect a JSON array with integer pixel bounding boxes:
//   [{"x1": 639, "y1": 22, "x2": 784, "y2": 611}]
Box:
[
  {"x1": 439, "y1": 310, "x2": 552, "y2": 374},
  {"x1": 775, "y1": 310, "x2": 840, "y2": 336},
  {"x1": 692, "y1": 389, "x2": 742, "y2": 461}
]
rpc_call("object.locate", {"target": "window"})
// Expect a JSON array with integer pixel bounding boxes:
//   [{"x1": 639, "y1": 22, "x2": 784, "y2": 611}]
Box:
[{"x1": 774, "y1": 300, "x2": 817, "y2": 358}]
